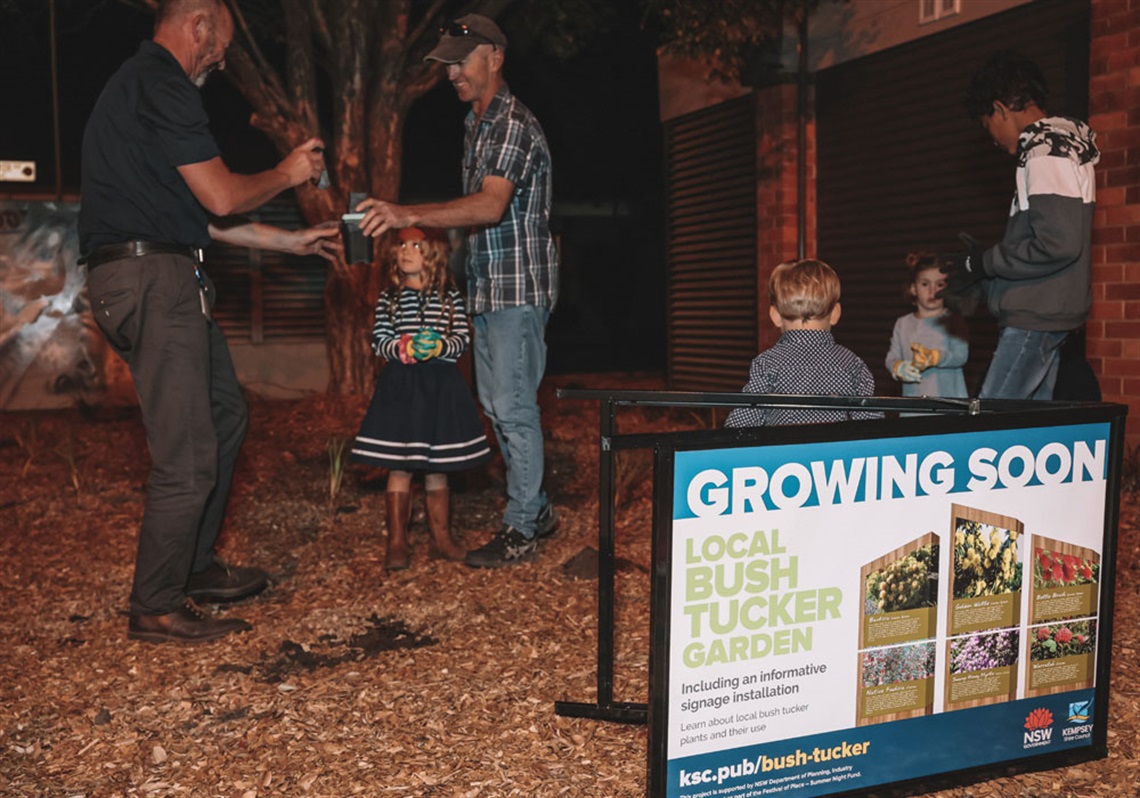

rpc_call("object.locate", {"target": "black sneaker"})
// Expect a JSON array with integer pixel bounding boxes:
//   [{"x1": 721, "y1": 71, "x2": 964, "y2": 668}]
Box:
[
  {"x1": 535, "y1": 502, "x2": 560, "y2": 539},
  {"x1": 465, "y1": 525, "x2": 538, "y2": 568}
]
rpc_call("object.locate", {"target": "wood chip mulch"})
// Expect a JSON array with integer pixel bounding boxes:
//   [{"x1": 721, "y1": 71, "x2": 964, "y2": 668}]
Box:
[{"x1": 1, "y1": 373, "x2": 1136, "y2": 797}]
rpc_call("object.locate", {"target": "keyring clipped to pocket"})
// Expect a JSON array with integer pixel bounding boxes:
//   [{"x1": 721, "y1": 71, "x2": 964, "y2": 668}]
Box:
[{"x1": 192, "y1": 249, "x2": 212, "y2": 323}]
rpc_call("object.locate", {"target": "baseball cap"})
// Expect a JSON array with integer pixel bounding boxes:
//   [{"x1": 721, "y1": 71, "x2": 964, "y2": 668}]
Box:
[{"x1": 424, "y1": 14, "x2": 507, "y2": 64}]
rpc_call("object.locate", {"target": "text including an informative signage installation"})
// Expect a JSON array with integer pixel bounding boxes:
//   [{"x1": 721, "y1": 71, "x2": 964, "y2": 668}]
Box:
[{"x1": 662, "y1": 423, "x2": 1112, "y2": 798}]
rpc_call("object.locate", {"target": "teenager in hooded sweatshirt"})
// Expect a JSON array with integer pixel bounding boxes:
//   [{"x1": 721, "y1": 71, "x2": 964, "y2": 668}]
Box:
[{"x1": 941, "y1": 51, "x2": 1099, "y2": 401}]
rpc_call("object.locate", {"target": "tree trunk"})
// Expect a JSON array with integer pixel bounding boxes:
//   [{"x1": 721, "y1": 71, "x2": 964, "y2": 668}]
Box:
[
  {"x1": 323, "y1": 261, "x2": 380, "y2": 397},
  {"x1": 211, "y1": 0, "x2": 511, "y2": 394},
  {"x1": 320, "y1": 98, "x2": 407, "y2": 395}
]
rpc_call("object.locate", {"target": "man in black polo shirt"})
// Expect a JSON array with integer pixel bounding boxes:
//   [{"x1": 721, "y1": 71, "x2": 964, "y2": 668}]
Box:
[{"x1": 79, "y1": 0, "x2": 339, "y2": 643}]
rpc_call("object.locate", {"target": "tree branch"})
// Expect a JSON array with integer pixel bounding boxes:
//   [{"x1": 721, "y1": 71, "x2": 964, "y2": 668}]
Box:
[
  {"x1": 283, "y1": 0, "x2": 318, "y2": 131},
  {"x1": 328, "y1": 0, "x2": 373, "y2": 194},
  {"x1": 224, "y1": 0, "x2": 285, "y2": 92},
  {"x1": 407, "y1": 0, "x2": 449, "y2": 50},
  {"x1": 309, "y1": 0, "x2": 331, "y2": 53}
]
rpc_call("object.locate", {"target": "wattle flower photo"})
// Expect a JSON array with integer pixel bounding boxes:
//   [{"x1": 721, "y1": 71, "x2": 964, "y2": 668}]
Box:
[{"x1": 952, "y1": 520, "x2": 1022, "y2": 599}]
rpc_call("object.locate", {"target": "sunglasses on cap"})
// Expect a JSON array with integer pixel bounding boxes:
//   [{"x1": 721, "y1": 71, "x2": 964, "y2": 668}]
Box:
[{"x1": 439, "y1": 21, "x2": 497, "y2": 47}]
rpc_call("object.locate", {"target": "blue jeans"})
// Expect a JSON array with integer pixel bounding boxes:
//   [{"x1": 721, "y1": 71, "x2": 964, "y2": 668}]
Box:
[
  {"x1": 980, "y1": 327, "x2": 1068, "y2": 400},
  {"x1": 472, "y1": 305, "x2": 550, "y2": 537}
]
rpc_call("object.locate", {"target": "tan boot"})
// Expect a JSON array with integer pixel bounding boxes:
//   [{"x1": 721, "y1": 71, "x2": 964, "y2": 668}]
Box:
[
  {"x1": 426, "y1": 488, "x2": 466, "y2": 561},
  {"x1": 385, "y1": 491, "x2": 411, "y2": 570}
]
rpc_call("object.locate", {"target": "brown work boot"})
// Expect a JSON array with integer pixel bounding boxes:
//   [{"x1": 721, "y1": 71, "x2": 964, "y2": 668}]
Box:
[
  {"x1": 385, "y1": 490, "x2": 411, "y2": 570},
  {"x1": 128, "y1": 599, "x2": 251, "y2": 644},
  {"x1": 426, "y1": 487, "x2": 465, "y2": 561},
  {"x1": 185, "y1": 557, "x2": 269, "y2": 603}
]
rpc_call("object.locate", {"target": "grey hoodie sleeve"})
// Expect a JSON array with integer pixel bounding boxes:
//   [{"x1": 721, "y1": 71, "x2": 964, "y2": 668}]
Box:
[
  {"x1": 985, "y1": 118, "x2": 1097, "y2": 281},
  {"x1": 985, "y1": 157, "x2": 1092, "y2": 280},
  {"x1": 980, "y1": 118, "x2": 1097, "y2": 331}
]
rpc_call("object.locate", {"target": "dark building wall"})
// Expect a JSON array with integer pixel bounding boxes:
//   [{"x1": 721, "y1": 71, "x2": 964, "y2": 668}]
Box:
[{"x1": 816, "y1": 0, "x2": 1091, "y2": 396}]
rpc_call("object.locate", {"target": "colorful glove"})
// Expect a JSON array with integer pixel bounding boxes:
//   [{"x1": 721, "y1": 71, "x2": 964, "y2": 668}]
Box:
[
  {"x1": 892, "y1": 360, "x2": 922, "y2": 384},
  {"x1": 938, "y1": 232, "x2": 986, "y2": 299},
  {"x1": 910, "y1": 343, "x2": 941, "y2": 370},
  {"x1": 412, "y1": 328, "x2": 443, "y2": 361},
  {"x1": 398, "y1": 333, "x2": 416, "y2": 364},
  {"x1": 414, "y1": 327, "x2": 442, "y2": 345}
]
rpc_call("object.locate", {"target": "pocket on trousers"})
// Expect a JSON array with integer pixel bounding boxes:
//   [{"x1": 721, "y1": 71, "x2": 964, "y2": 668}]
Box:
[{"x1": 91, "y1": 287, "x2": 137, "y2": 352}]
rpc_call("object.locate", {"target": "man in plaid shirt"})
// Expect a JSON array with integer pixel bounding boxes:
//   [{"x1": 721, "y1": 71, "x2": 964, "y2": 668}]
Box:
[{"x1": 359, "y1": 14, "x2": 558, "y2": 568}]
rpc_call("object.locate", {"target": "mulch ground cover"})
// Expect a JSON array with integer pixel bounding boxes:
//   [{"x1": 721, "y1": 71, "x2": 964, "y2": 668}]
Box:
[{"x1": 1, "y1": 372, "x2": 1136, "y2": 797}]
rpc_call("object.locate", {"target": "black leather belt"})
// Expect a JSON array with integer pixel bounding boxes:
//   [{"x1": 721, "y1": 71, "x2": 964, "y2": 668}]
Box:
[{"x1": 82, "y1": 240, "x2": 198, "y2": 270}]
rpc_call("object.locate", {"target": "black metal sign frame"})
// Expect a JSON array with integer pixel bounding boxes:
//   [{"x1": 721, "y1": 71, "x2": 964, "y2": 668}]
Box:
[{"x1": 550, "y1": 389, "x2": 1125, "y2": 798}]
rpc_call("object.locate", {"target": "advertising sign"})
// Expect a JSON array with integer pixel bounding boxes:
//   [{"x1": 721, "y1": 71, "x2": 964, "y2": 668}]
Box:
[
  {"x1": 654, "y1": 421, "x2": 1113, "y2": 798},
  {"x1": 0, "y1": 200, "x2": 115, "y2": 409}
]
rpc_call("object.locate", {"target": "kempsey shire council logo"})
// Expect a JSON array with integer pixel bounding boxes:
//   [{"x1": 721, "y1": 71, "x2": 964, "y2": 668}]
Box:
[
  {"x1": 1063, "y1": 699, "x2": 1094, "y2": 742},
  {"x1": 1022, "y1": 708, "x2": 1053, "y2": 748},
  {"x1": 1067, "y1": 699, "x2": 1091, "y2": 723}
]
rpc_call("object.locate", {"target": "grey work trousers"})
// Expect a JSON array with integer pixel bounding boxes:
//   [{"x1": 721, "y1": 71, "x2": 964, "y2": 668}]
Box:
[{"x1": 86, "y1": 253, "x2": 247, "y2": 616}]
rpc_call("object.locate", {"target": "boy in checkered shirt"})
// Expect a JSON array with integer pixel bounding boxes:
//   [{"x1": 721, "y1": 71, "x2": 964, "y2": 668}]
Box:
[{"x1": 726, "y1": 258, "x2": 881, "y2": 427}]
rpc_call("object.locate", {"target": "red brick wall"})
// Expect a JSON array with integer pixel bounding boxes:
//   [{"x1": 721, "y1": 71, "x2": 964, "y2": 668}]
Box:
[
  {"x1": 749, "y1": 7, "x2": 1136, "y2": 445},
  {"x1": 753, "y1": 83, "x2": 817, "y2": 353},
  {"x1": 1088, "y1": 0, "x2": 1140, "y2": 450}
]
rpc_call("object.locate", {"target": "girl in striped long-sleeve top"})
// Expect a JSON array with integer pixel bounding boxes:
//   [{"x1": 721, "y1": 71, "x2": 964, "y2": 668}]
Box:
[{"x1": 351, "y1": 227, "x2": 491, "y2": 570}]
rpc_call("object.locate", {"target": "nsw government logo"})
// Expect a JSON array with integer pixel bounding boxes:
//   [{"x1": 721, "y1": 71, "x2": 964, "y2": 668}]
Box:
[
  {"x1": 1022, "y1": 707, "x2": 1053, "y2": 748},
  {"x1": 1062, "y1": 699, "x2": 1093, "y2": 742}
]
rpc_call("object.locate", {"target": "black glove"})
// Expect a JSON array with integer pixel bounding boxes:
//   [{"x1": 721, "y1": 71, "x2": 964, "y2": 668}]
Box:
[{"x1": 938, "y1": 232, "x2": 986, "y2": 299}]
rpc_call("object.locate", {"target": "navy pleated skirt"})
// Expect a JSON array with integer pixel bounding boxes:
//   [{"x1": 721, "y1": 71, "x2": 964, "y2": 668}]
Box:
[{"x1": 351, "y1": 360, "x2": 492, "y2": 472}]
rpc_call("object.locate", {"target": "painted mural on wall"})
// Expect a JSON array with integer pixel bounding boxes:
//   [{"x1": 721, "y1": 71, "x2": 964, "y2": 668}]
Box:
[{"x1": 0, "y1": 200, "x2": 131, "y2": 410}]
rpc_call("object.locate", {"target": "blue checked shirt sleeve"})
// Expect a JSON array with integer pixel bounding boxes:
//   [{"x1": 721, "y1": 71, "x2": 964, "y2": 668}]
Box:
[
  {"x1": 484, "y1": 115, "x2": 534, "y2": 186},
  {"x1": 463, "y1": 89, "x2": 557, "y2": 314}
]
